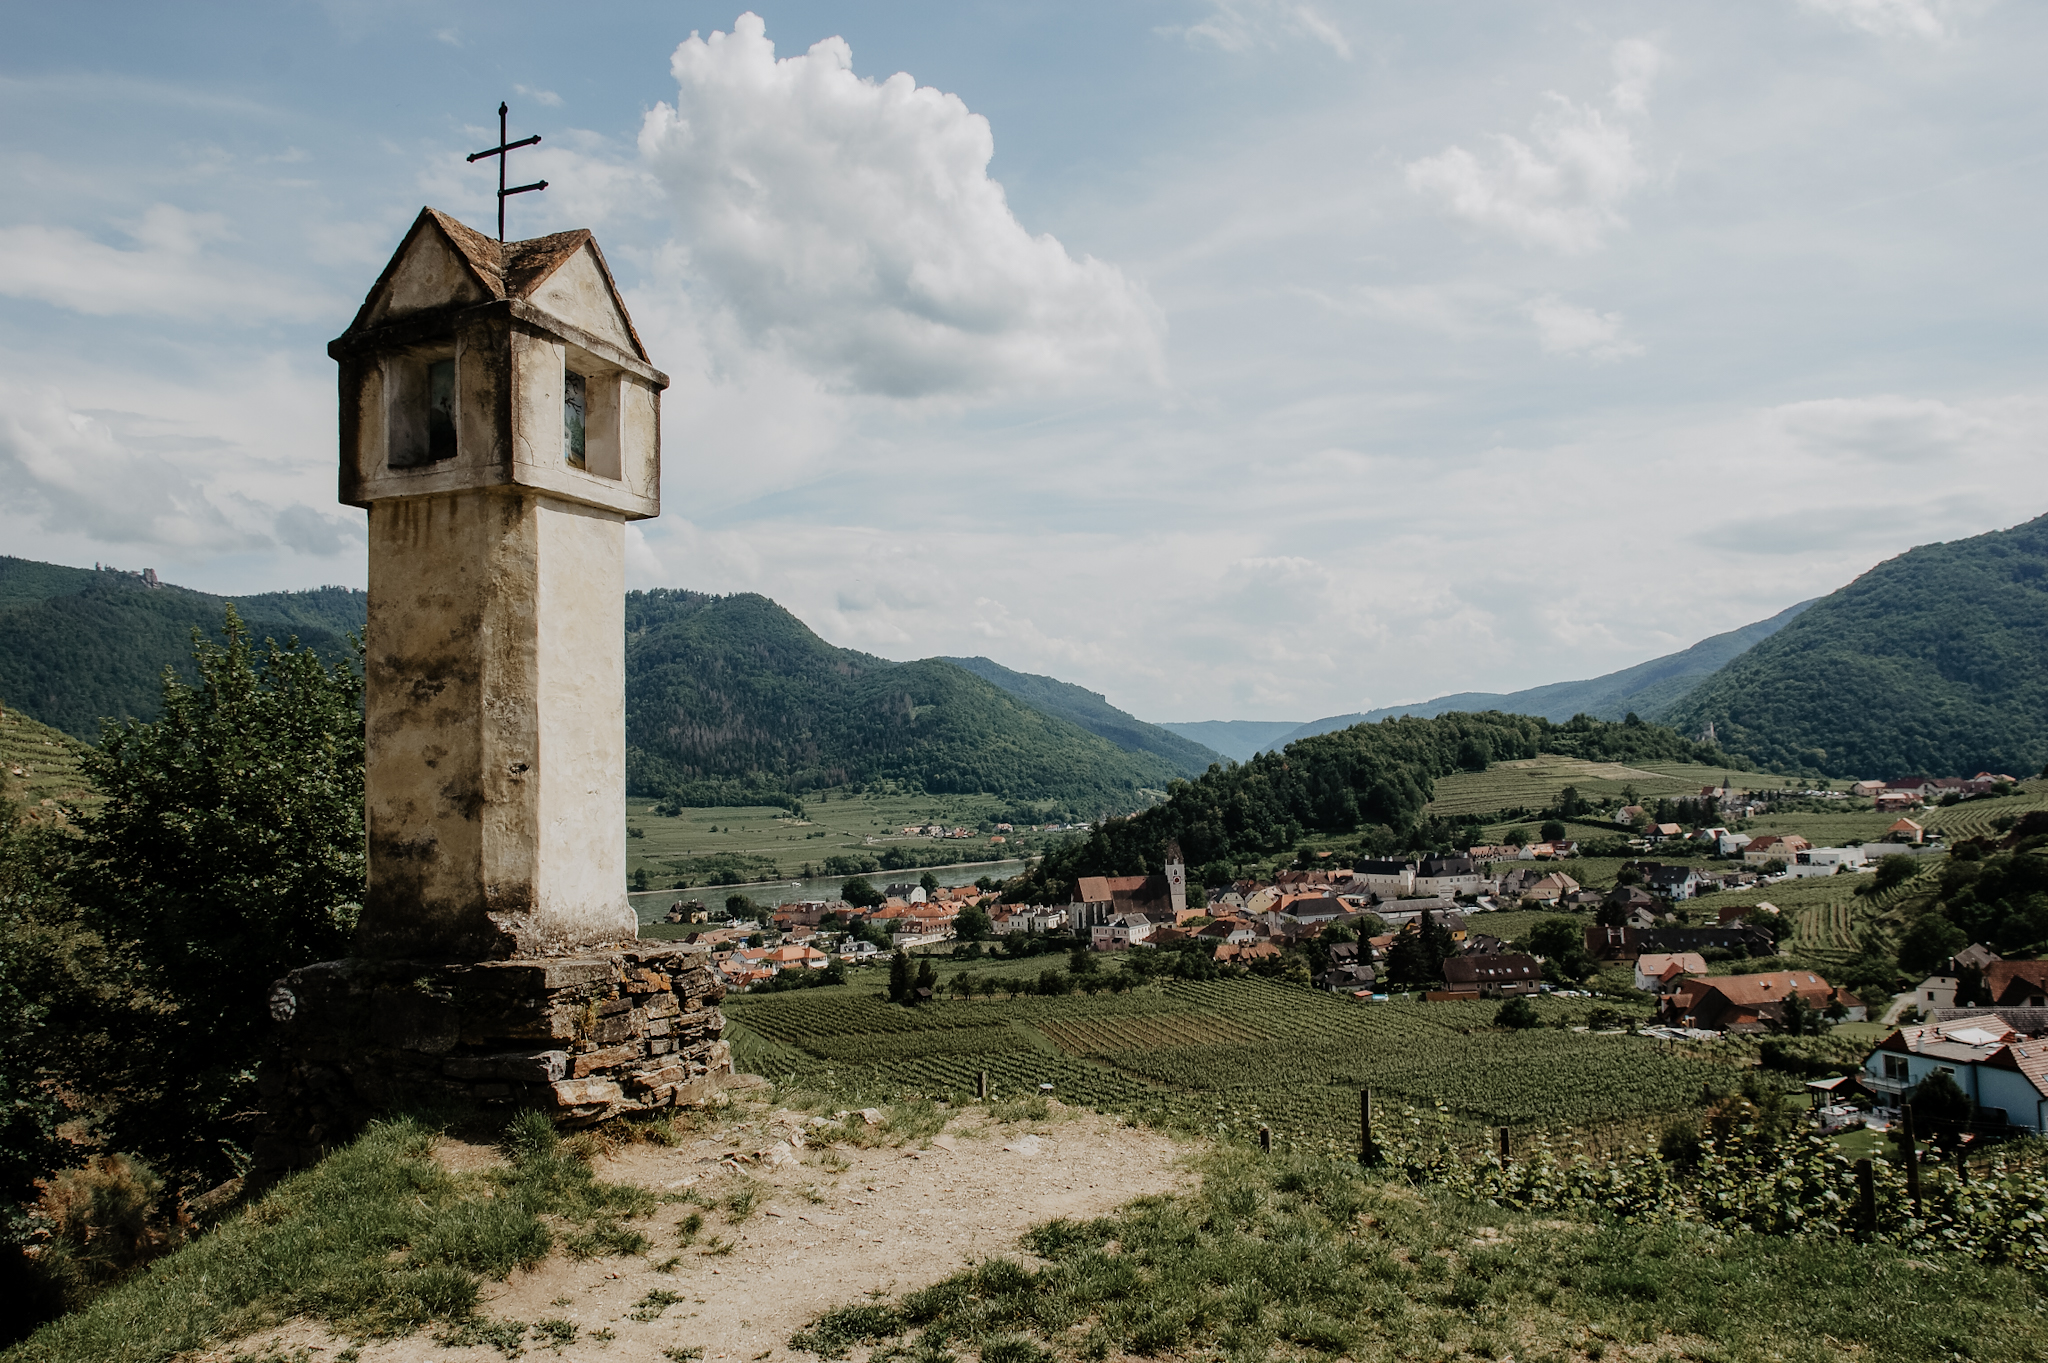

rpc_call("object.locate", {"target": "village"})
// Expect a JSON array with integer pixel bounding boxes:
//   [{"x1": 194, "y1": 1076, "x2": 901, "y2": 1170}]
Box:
[{"x1": 662, "y1": 769, "x2": 2048, "y2": 1140}]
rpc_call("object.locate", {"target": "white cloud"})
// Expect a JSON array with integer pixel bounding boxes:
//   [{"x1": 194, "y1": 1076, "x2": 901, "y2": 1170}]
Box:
[
  {"x1": 1798, "y1": 0, "x2": 1979, "y2": 41},
  {"x1": 0, "y1": 205, "x2": 339, "y2": 321},
  {"x1": 1774, "y1": 394, "x2": 1999, "y2": 462},
  {"x1": 1609, "y1": 38, "x2": 1663, "y2": 114},
  {"x1": 1525, "y1": 295, "x2": 1643, "y2": 361},
  {"x1": 1170, "y1": 1, "x2": 1352, "y2": 60},
  {"x1": 636, "y1": 13, "x2": 1165, "y2": 399},
  {"x1": 1405, "y1": 40, "x2": 1660, "y2": 254},
  {"x1": 515, "y1": 84, "x2": 564, "y2": 107},
  {"x1": 0, "y1": 383, "x2": 269, "y2": 551}
]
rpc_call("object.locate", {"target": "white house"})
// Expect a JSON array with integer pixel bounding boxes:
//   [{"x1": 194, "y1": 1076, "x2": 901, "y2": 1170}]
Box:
[
  {"x1": 1414, "y1": 856, "x2": 1481, "y2": 899},
  {"x1": 1352, "y1": 860, "x2": 1416, "y2": 898},
  {"x1": 1913, "y1": 975, "x2": 1959, "y2": 1010},
  {"x1": 1717, "y1": 831, "x2": 1754, "y2": 857},
  {"x1": 1862, "y1": 1015, "x2": 2048, "y2": 1133},
  {"x1": 993, "y1": 905, "x2": 1069, "y2": 936},
  {"x1": 1781, "y1": 846, "x2": 1870, "y2": 879},
  {"x1": 1090, "y1": 912, "x2": 1155, "y2": 951}
]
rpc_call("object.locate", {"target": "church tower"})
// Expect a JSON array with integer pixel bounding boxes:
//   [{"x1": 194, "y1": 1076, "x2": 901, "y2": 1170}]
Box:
[
  {"x1": 1164, "y1": 839, "x2": 1188, "y2": 919},
  {"x1": 329, "y1": 208, "x2": 668, "y2": 959}
]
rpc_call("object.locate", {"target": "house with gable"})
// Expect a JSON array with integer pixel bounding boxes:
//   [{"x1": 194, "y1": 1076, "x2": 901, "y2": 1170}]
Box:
[
  {"x1": 1861, "y1": 1015, "x2": 2048, "y2": 1133},
  {"x1": 1661, "y1": 970, "x2": 1862, "y2": 1031}
]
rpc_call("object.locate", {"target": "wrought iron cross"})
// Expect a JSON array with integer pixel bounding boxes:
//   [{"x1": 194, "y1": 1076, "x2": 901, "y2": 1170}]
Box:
[{"x1": 467, "y1": 102, "x2": 547, "y2": 242}]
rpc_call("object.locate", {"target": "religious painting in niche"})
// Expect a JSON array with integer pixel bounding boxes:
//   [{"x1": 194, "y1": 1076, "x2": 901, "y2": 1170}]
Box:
[
  {"x1": 427, "y1": 359, "x2": 457, "y2": 461},
  {"x1": 564, "y1": 370, "x2": 587, "y2": 466}
]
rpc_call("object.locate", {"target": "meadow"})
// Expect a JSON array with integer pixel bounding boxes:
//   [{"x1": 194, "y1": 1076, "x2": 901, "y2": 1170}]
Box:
[
  {"x1": 1421, "y1": 757, "x2": 1815, "y2": 820},
  {"x1": 625, "y1": 790, "x2": 1058, "y2": 891}
]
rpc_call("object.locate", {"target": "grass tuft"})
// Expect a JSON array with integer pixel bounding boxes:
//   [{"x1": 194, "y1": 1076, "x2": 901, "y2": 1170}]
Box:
[{"x1": 4, "y1": 1113, "x2": 660, "y2": 1363}]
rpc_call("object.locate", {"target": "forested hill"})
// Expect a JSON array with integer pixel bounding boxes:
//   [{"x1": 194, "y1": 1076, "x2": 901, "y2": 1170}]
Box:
[
  {"x1": 1007, "y1": 712, "x2": 1733, "y2": 902},
  {"x1": 624, "y1": 590, "x2": 1183, "y2": 810},
  {"x1": 0, "y1": 557, "x2": 365, "y2": 741},
  {"x1": 1666, "y1": 512, "x2": 2048, "y2": 778},
  {"x1": 940, "y1": 655, "x2": 1223, "y2": 776}
]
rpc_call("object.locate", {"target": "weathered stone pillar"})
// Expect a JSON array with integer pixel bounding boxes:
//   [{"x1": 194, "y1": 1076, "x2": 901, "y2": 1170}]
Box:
[{"x1": 258, "y1": 209, "x2": 728, "y2": 1177}]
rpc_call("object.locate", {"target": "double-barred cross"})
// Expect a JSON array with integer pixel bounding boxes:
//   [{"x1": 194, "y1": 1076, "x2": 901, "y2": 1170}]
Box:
[{"x1": 467, "y1": 102, "x2": 548, "y2": 242}]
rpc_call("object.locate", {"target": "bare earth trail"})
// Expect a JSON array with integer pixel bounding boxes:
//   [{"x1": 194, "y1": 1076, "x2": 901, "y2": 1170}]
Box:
[{"x1": 204, "y1": 1096, "x2": 1190, "y2": 1363}]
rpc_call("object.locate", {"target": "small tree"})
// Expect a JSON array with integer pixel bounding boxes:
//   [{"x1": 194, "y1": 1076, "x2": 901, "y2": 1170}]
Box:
[
  {"x1": 842, "y1": 877, "x2": 886, "y2": 910},
  {"x1": 913, "y1": 958, "x2": 938, "y2": 1000},
  {"x1": 1779, "y1": 987, "x2": 1814, "y2": 1037},
  {"x1": 1540, "y1": 819, "x2": 1567, "y2": 842},
  {"x1": 888, "y1": 950, "x2": 912, "y2": 1003},
  {"x1": 1069, "y1": 946, "x2": 1099, "y2": 975},
  {"x1": 69, "y1": 607, "x2": 363, "y2": 1184},
  {"x1": 1496, "y1": 995, "x2": 1542, "y2": 1029},
  {"x1": 920, "y1": 871, "x2": 941, "y2": 898},
  {"x1": 954, "y1": 903, "x2": 993, "y2": 941}
]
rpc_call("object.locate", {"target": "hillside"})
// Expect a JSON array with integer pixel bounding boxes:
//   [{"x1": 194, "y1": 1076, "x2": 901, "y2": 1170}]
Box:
[
  {"x1": 1155, "y1": 718, "x2": 1305, "y2": 762},
  {"x1": 0, "y1": 700, "x2": 96, "y2": 817},
  {"x1": 0, "y1": 557, "x2": 365, "y2": 741},
  {"x1": 1008, "y1": 709, "x2": 1732, "y2": 898},
  {"x1": 941, "y1": 655, "x2": 1223, "y2": 776},
  {"x1": 624, "y1": 590, "x2": 1182, "y2": 809},
  {"x1": 1276, "y1": 599, "x2": 1814, "y2": 746},
  {"x1": 1668, "y1": 512, "x2": 2048, "y2": 778}
]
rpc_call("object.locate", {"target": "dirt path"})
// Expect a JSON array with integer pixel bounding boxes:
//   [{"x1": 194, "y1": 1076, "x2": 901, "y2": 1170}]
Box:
[{"x1": 210, "y1": 1096, "x2": 1189, "y2": 1363}]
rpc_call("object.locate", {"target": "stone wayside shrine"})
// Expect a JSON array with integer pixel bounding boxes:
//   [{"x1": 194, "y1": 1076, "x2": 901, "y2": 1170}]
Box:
[{"x1": 256, "y1": 208, "x2": 729, "y2": 1174}]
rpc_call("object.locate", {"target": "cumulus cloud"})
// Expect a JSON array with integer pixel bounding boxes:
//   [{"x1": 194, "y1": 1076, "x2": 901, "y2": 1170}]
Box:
[
  {"x1": 1169, "y1": 1, "x2": 1352, "y2": 59},
  {"x1": 0, "y1": 384, "x2": 269, "y2": 551},
  {"x1": 1405, "y1": 40, "x2": 1660, "y2": 254},
  {"x1": 1798, "y1": 0, "x2": 1978, "y2": 41},
  {"x1": 1526, "y1": 295, "x2": 1643, "y2": 361},
  {"x1": 0, "y1": 206, "x2": 338, "y2": 321},
  {"x1": 637, "y1": 13, "x2": 1165, "y2": 399}
]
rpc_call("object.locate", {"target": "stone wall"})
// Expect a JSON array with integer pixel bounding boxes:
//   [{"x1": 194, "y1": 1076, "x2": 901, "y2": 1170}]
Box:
[{"x1": 255, "y1": 944, "x2": 729, "y2": 1177}]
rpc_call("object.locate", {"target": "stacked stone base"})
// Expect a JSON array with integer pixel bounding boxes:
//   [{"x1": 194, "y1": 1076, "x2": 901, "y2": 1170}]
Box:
[{"x1": 254, "y1": 945, "x2": 730, "y2": 1178}]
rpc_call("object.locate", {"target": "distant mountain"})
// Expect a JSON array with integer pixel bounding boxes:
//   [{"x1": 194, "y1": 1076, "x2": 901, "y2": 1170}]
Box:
[
  {"x1": 1667, "y1": 513, "x2": 2048, "y2": 778},
  {"x1": 1156, "y1": 720, "x2": 1309, "y2": 763},
  {"x1": 941, "y1": 656, "x2": 1223, "y2": 776},
  {"x1": 625, "y1": 590, "x2": 1181, "y2": 811},
  {"x1": 0, "y1": 557, "x2": 366, "y2": 741},
  {"x1": 1274, "y1": 600, "x2": 1817, "y2": 748}
]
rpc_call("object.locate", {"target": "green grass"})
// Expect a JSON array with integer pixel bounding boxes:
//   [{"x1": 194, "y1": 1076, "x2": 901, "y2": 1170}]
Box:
[
  {"x1": 5, "y1": 1113, "x2": 655, "y2": 1363},
  {"x1": 791, "y1": 1147, "x2": 2048, "y2": 1363},
  {"x1": 1426, "y1": 757, "x2": 1800, "y2": 820},
  {"x1": 625, "y1": 791, "x2": 1046, "y2": 894}
]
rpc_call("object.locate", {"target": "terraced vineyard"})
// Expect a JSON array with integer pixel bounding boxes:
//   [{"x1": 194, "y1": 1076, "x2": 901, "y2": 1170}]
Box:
[
  {"x1": 1921, "y1": 786, "x2": 2048, "y2": 840},
  {"x1": 725, "y1": 975, "x2": 1758, "y2": 1143}
]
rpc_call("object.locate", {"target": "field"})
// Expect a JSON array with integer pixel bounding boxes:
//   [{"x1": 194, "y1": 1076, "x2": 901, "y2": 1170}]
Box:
[
  {"x1": 1423, "y1": 757, "x2": 1811, "y2": 820},
  {"x1": 725, "y1": 974, "x2": 1772, "y2": 1148},
  {"x1": 625, "y1": 790, "x2": 1058, "y2": 891}
]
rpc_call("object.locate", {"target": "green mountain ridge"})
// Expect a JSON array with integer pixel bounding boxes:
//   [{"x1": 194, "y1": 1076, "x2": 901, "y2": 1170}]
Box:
[
  {"x1": 1667, "y1": 512, "x2": 2048, "y2": 778},
  {"x1": 0, "y1": 557, "x2": 366, "y2": 741},
  {"x1": 624, "y1": 590, "x2": 1182, "y2": 809},
  {"x1": 939, "y1": 655, "x2": 1224, "y2": 776},
  {"x1": 1259, "y1": 599, "x2": 1817, "y2": 750}
]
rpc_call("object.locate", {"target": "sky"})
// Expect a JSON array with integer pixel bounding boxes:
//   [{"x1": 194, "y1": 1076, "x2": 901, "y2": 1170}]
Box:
[{"x1": 3, "y1": 0, "x2": 2045, "y2": 725}]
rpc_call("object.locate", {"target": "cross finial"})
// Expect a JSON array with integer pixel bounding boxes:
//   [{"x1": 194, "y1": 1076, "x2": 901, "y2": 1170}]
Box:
[{"x1": 466, "y1": 101, "x2": 548, "y2": 242}]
